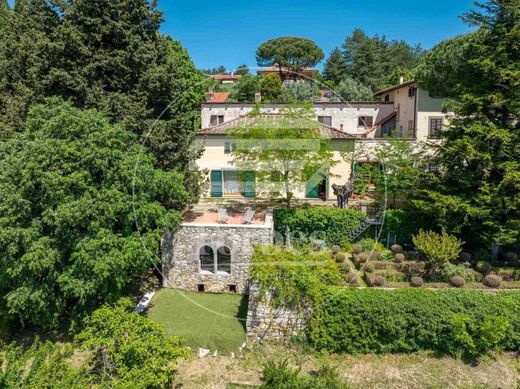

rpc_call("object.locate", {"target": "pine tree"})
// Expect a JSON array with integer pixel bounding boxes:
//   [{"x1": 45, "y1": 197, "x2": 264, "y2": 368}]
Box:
[
  {"x1": 414, "y1": 0, "x2": 520, "y2": 250},
  {"x1": 323, "y1": 47, "x2": 348, "y2": 86}
]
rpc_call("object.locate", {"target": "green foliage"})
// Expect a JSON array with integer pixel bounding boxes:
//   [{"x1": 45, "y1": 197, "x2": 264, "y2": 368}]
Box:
[
  {"x1": 413, "y1": 0, "x2": 520, "y2": 248},
  {"x1": 448, "y1": 314, "x2": 509, "y2": 359},
  {"x1": 412, "y1": 230, "x2": 463, "y2": 267},
  {"x1": 341, "y1": 28, "x2": 423, "y2": 91},
  {"x1": 438, "y1": 264, "x2": 477, "y2": 283},
  {"x1": 323, "y1": 48, "x2": 349, "y2": 86},
  {"x1": 76, "y1": 298, "x2": 189, "y2": 388},
  {"x1": 256, "y1": 37, "x2": 325, "y2": 77},
  {"x1": 260, "y1": 359, "x2": 349, "y2": 389},
  {"x1": 260, "y1": 73, "x2": 283, "y2": 102},
  {"x1": 280, "y1": 81, "x2": 321, "y2": 103},
  {"x1": 229, "y1": 103, "x2": 337, "y2": 207},
  {"x1": 0, "y1": 299, "x2": 189, "y2": 389},
  {"x1": 250, "y1": 246, "x2": 343, "y2": 310},
  {"x1": 0, "y1": 0, "x2": 205, "y2": 181},
  {"x1": 230, "y1": 74, "x2": 260, "y2": 102},
  {"x1": 234, "y1": 64, "x2": 250, "y2": 75},
  {"x1": 307, "y1": 288, "x2": 520, "y2": 357},
  {"x1": 331, "y1": 77, "x2": 374, "y2": 102},
  {"x1": 274, "y1": 208, "x2": 365, "y2": 245},
  {"x1": 377, "y1": 209, "x2": 434, "y2": 247},
  {"x1": 0, "y1": 100, "x2": 188, "y2": 329}
]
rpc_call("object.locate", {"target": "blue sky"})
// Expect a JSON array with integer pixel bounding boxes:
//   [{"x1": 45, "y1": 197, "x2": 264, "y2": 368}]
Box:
[{"x1": 159, "y1": 0, "x2": 477, "y2": 72}]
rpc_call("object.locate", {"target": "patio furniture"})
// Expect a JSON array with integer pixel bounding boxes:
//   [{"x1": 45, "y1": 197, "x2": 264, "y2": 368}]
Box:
[
  {"x1": 217, "y1": 208, "x2": 229, "y2": 224},
  {"x1": 241, "y1": 208, "x2": 255, "y2": 224}
]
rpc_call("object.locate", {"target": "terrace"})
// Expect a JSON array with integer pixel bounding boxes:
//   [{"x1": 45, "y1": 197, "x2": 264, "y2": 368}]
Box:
[{"x1": 181, "y1": 203, "x2": 273, "y2": 228}]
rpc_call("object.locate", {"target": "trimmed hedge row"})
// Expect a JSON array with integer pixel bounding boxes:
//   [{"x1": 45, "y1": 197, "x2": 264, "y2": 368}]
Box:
[
  {"x1": 307, "y1": 288, "x2": 520, "y2": 357},
  {"x1": 274, "y1": 207, "x2": 365, "y2": 245}
]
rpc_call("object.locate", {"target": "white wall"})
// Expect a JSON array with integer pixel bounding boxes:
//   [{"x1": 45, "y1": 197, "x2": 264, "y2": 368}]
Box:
[{"x1": 201, "y1": 103, "x2": 394, "y2": 135}]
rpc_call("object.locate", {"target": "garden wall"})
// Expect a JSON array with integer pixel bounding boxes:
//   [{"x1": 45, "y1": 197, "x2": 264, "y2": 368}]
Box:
[{"x1": 246, "y1": 282, "x2": 307, "y2": 343}]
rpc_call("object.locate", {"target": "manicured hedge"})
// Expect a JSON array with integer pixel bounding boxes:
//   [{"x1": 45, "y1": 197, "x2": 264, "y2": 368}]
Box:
[
  {"x1": 307, "y1": 288, "x2": 520, "y2": 356},
  {"x1": 274, "y1": 208, "x2": 365, "y2": 245},
  {"x1": 374, "y1": 209, "x2": 434, "y2": 247}
]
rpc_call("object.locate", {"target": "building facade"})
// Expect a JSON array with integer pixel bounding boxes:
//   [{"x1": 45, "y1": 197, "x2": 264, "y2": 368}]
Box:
[{"x1": 194, "y1": 80, "x2": 450, "y2": 202}]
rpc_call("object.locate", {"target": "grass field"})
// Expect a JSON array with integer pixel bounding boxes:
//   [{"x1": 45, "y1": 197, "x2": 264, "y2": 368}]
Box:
[
  {"x1": 175, "y1": 343, "x2": 520, "y2": 389},
  {"x1": 147, "y1": 289, "x2": 248, "y2": 354}
]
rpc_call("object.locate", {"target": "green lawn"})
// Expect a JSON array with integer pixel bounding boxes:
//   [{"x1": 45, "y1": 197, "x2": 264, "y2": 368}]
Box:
[{"x1": 147, "y1": 289, "x2": 248, "y2": 354}]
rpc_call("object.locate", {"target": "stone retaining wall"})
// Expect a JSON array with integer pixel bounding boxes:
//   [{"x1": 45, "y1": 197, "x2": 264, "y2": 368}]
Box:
[{"x1": 246, "y1": 282, "x2": 307, "y2": 343}]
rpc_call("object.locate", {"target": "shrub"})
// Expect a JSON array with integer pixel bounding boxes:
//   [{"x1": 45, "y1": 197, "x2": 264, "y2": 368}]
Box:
[
  {"x1": 483, "y1": 274, "x2": 502, "y2": 288},
  {"x1": 391, "y1": 244, "x2": 403, "y2": 254},
  {"x1": 260, "y1": 360, "x2": 348, "y2": 389},
  {"x1": 447, "y1": 315, "x2": 510, "y2": 359},
  {"x1": 376, "y1": 209, "x2": 434, "y2": 247},
  {"x1": 368, "y1": 250, "x2": 381, "y2": 261},
  {"x1": 340, "y1": 240, "x2": 352, "y2": 253},
  {"x1": 410, "y1": 277, "x2": 424, "y2": 287},
  {"x1": 365, "y1": 274, "x2": 385, "y2": 287},
  {"x1": 394, "y1": 253, "x2": 405, "y2": 263},
  {"x1": 449, "y1": 276, "x2": 465, "y2": 288},
  {"x1": 476, "y1": 261, "x2": 492, "y2": 275},
  {"x1": 379, "y1": 250, "x2": 394, "y2": 261},
  {"x1": 357, "y1": 252, "x2": 369, "y2": 264},
  {"x1": 345, "y1": 271, "x2": 358, "y2": 286},
  {"x1": 438, "y1": 263, "x2": 476, "y2": 283},
  {"x1": 412, "y1": 230, "x2": 463, "y2": 268},
  {"x1": 459, "y1": 252, "x2": 472, "y2": 263},
  {"x1": 504, "y1": 252, "x2": 518, "y2": 263},
  {"x1": 307, "y1": 289, "x2": 520, "y2": 357},
  {"x1": 364, "y1": 263, "x2": 375, "y2": 273},
  {"x1": 339, "y1": 262, "x2": 351, "y2": 273},
  {"x1": 352, "y1": 244, "x2": 363, "y2": 255},
  {"x1": 250, "y1": 245, "x2": 343, "y2": 309},
  {"x1": 274, "y1": 208, "x2": 365, "y2": 246},
  {"x1": 331, "y1": 245, "x2": 341, "y2": 254},
  {"x1": 334, "y1": 253, "x2": 346, "y2": 263}
]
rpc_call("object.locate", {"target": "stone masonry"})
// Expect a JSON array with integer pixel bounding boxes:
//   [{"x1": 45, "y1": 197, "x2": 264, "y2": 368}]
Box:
[
  {"x1": 246, "y1": 282, "x2": 307, "y2": 343},
  {"x1": 161, "y1": 215, "x2": 273, "y2": 294}
]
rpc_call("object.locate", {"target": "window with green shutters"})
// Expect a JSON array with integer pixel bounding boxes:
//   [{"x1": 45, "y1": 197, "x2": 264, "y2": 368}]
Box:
[
  {"x1": 242, "y1": 171, "x2": 256, "y2": 198},
  {"x1": 210, "y1": 170, "x2": 223, "y2": 197}
]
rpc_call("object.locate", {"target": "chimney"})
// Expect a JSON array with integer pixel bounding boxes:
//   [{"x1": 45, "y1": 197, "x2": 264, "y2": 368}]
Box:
[
  {"x1": 399, "y1": 73, "x2": 404, "y2": 84},
  {"x1": 254, "y1": 92, "x2": 262, "y2": 103}
]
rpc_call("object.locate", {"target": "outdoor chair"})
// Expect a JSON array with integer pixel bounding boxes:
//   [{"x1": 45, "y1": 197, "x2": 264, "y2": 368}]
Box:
[
  {"x1": 218, "y1": 208, "x2": 229, "y2": 224},
  {"x1": 241, "y1": 208, "x2": 255, "y2": 224}
]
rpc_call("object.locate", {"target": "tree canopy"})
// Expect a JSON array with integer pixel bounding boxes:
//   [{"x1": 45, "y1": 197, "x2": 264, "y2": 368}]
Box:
[
  {"x1": 0, "y1": 100, "x2": 189, "y2": 329},
  {"x1": 413, "y1": 0, "x2": 520, "y2": 249},
  {"x1": 323, "y1": 47, "x2": 348, "y2": 86},
  {"x1": 256, "y1": 37, "x2": 324, "y2": 79},
  {"x1": 0, "y1": 0, "x2": 206, "y2": 188}
]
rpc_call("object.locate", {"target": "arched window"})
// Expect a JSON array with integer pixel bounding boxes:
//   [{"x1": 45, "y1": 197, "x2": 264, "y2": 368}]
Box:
[
  {"x1": 217, "y1": 246, "x2": 231, "y2": 273},
  {"x1": 199, "y1": 246, "x2": 215, "y2": 273}
]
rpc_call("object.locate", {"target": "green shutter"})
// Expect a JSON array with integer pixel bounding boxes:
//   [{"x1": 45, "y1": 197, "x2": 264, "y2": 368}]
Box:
[
  {"x1": 305, "y1": 173, "x2": 319, "y2": 199},
  {"x1": 210, "y1": 170, "x2": 223, "y2": 197},
  {"x1": 243, "y1": 171, "x2": 256, "y2": 198}
]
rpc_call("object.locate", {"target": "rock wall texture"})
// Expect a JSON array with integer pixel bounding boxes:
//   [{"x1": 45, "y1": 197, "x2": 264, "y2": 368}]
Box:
[
  {"x1": 246, "y1": 282, "x2": 307, "y2": 343},
  {"x1": 162, "y1": 222, "x2": 273, "y2": 294}
]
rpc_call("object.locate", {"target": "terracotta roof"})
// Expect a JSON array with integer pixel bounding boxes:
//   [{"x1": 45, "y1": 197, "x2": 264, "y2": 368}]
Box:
[
  {"x1": 374, "y1": 80, "x2": 416, "y2": 96},
  {"x1": 362, "y1": 111, "x2": 397, "y2": 135},
  {"x1": 206, "y1": 74, "x2": 241, "y2": 81},
  {"x1": 206, "y1": 92, "x2": 230, "y2": 103},
  {"x1": 198, "y1": 113, "x2": 356, "y2": 139}
]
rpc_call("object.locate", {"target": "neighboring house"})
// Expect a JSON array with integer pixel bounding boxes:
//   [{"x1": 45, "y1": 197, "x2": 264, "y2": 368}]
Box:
[
  {"x1": 206, "y1": 92, "x2": 230, "y2": 103},
  {"x1": 207, "y1": 73, "x2": 242, "y2": 84},
  {"x1": 374, "y1": 79, "x2": 450, "y2": 141},
  {"x1": 257, "y1": 65, "x2": 318, "y2": 80},
  {"x1": 193, "y1": 80, "x2": 451, "y2": 203}
]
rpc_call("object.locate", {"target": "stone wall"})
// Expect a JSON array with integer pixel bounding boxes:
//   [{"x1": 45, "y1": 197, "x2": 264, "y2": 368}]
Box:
[
  {"x1": 246, "y1": 282, "x2": 307, "y2": 343},
  {"x1": 162, "y1": 222, "x2": 273, "y2": 294}
]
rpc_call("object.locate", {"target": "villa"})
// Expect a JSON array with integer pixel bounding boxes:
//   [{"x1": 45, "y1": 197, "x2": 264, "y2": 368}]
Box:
[
  {"x1": 195, "y1": 79, "x2": 450, "y2": 203},
  {"x1": 161, "y1": 79, "x2": 451, "y2": 294}
]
